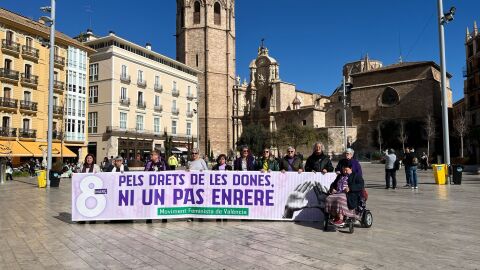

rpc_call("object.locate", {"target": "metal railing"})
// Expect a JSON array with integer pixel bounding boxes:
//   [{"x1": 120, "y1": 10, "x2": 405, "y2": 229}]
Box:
[
  {"x1": 53, "y1": 105, "x2": 64, "y2": 114},
  {"x1": 120, "y1": 98, "x2": 130, "y2": 106},
  {"x1": 53, "y1": 80, "x2": 65, "y2": 90},
  {"x1": 172, "y1": 89, "x2": 180, "y2": 97},
  {"x1": 137, "y1": 79, "x2": 147, "y2": 87},
  {"x1": 54, "y1": 55, "x2": 65, "y2": 66},
  {"x1": 154, "y1": 84, "x2": 163, "y2": 93},
  {"x1": 120, "y1": 74, "x2": 131, "y2": 84},
  {"x1": 172, "y1": 108, "x2": 180, "y2": 115},
  {"x1": 18, "y1": 129, "x2": 36, "y2": 138},
  {"x1": 186, "y1": 93, "x2": 195, "y2": 100},
  {"x1": 186, "y1": 111, "x2": 194, "y2": 118},
  {"x1": 20, "y1": 100, "x2": 38, "y2": 111},
  {"x1": 0, "y1": 127, "x2": 17, "y2": 137},
  {"x1": 21, "y1": 46, "x2": 39, "y2": 59},
  {"x1": 20, "y1": 73, "x2": 38, "y2": 85},
  {"x1": 154, "y1": 105, "x2": 163, "y2": 112},
  {"x1": 137, "y1": 101, "x2": 146, "y2": 109},
  {"x1": 0, "y1": 68, "x2": 19, "y2": 81},
  {"x1": 0, "y1": 97, "x2": 18, "y2": 108},
  {"x1": 1, "y1": 39, "x2": 20, "y2": 53}
]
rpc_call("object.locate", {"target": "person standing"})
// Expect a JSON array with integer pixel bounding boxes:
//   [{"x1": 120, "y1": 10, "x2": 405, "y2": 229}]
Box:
[
  {"x1": 383, "y1": 149, "x2": 397, "y2": 189},
  {"x1": 78, "y1": 153, "x2": 101, "y2": 173},
  {"x1": 187, "y1": 148, "x2": 208, "y2": 171},
  {"x1": 403, "y1": 147, "x2": 419, "y2": 189},
  {"x1": 168, "y1": 154, "x2": 179, "y2": 170},
  {"x1": 144, "y1": 150, "x2": 167, "y2": 172},
  {"x1": 233, "y1": 145, "x2": 256, "y2": 171},
  {"x1": 279, "y1": 146, "x2": 303, "y2": 172},
  {"x1": 100, "y1": 157, "x2": 112, "y2": 172},
  {"x1": 109, "y1": 156, "x2": 129, "y2": 172},
  {"x1": 420, "y1": 152, "x2": 428, "y2": 171},
  {"x1": 305, "y1": 142, "x2": 334, "y2": 173},
  {"x1": 212, "y1": 154, "x2": 233, "y2": 170},
  {"x1": 255, "y1": 148, "x2": 279, "y2": 172},
  {"x1": 335, "y1": 148, "x2": 362, "y2": 176},
  {"x1": 6, "y1": 158, "x2": 13, "y2": 181}
]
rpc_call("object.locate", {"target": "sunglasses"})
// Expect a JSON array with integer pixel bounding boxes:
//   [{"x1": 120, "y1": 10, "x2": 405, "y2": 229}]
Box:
[
  {"x1": 192, "y1": 152, "x2": 199, "y2": 155},
  {"x1": 288, "y1": 151, "x2": 294, "y2": 153}
]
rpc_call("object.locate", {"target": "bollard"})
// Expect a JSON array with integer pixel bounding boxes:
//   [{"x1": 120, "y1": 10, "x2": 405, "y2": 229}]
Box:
[{"x1": 0, "y1": 158, "x2": 6, "y2": 184}]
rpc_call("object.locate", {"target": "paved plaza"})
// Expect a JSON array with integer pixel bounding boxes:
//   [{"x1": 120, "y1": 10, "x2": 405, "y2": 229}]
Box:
[{"x1": 0, "y1": 164, "x2": 479, "y2": 270}]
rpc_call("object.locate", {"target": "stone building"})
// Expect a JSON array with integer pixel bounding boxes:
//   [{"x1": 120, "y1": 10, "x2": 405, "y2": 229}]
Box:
[{"x1": 176, "y1": 0, "x2": 236, "y2": 157}]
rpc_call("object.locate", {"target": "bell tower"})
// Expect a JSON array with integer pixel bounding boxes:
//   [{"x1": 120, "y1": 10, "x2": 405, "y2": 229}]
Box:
[{"x1": 176, "y1": 0, "x2": 236, "y2": 156}]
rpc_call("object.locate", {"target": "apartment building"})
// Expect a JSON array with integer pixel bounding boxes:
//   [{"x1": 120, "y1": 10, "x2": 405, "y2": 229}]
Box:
[
  {"x1": 79, "y1": 31, "x2": 199, "y2": 161},
  {"x1": 0, "y1": 8, "x2": 94, "y2": 165}
]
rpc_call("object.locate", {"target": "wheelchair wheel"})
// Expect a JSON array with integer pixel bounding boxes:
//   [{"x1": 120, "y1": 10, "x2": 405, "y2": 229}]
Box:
[
  {"x1": 362, "y1": 210, "x2": 373, "y2": 228},
  {"x1": 348, "y1": 220, "x2": 354, "y2": 234}
]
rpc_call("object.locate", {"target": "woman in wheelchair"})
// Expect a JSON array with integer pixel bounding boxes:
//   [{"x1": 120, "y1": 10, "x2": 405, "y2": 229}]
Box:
[{"x1": 325, "y1": 162, "x2": 365, "y2": 226}]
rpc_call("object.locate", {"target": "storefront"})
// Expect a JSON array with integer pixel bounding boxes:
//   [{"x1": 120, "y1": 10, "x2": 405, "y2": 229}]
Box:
[{"x1": 118, "y1": 138, "x2": 153, "y2": 161}]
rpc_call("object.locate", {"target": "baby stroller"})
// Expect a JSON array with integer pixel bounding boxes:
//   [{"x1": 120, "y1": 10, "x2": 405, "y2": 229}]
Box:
[{"x1": 313, "y1": 184, "x2": 373, "y2": 234}]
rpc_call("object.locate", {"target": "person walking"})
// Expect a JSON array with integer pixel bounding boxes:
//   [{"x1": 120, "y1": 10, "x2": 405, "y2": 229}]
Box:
[
  {"x1": 233, "y1": 145, "x2": 256, "y2": 171},
  {"x1": 168, "y1": 154, "x2": 179, "y2": 170},
  {"x1": 255, "y1": 147, "x2": 279, "y2": 172},
  {"x1": 78, "y1": 153, "x2": 101, "y2": 173},
  {"x1": 212, "y1": 154, "x2": 233, "y2": 170},
  {"x1": 383, "y1": 149, "x2": 397, "y2": 189},
  {"x1": 305, "y1": 142, "x2": 334, "y2": 173},
  {"x1": 335, "y1": 148, "x2": 362, "y2": 176},
  {"x1": 144, "y1": 150, "x2": 167, "y2": 172},
  {"x1": 403, "y1": 147, "x2": 419, "y2": 189},
  {"x1": 187, "y1": 148, "x2": 208, "y2": 171},
  {"x1": 279, "y1": 146, "x2": 303, "y2": 172},
  {"x1": 6, "y1": 158, "x2": 13, "y2": 181}
]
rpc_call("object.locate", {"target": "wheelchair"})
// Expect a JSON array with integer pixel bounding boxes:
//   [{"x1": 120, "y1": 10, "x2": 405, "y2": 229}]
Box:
[{"x1": 313, "y1": 185, "x2": 373, "y2": 234}]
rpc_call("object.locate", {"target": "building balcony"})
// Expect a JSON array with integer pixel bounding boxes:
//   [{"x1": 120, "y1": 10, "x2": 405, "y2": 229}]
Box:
[
  {"x1": 186, "y1": 111, "x2": 194, "y2": 118},
  {"x1": 20, "y1": 100, "x2": 38, "y2": 112},
  {"x1": 186, "y1": 93, "x2": 195, "y2": 100},
  {"x1": 18, "y1": 129, "x2": 36, "y2": 139},
  {"x1": 172, "y1": 89, "x2": 180, "y2": 97},
  {"x1": 50, "y1": 130, "x2": 63, "y2": 140},
  {"x1": 154, "y1": 84, "x2": 163, "y2": 93},
  {"x1": 53, "y1": 80, "x2": 65, "y2": 93},
  {"x1": 54, "y1": 55, "x2": 65, "y2": 68},
  {"x1": 137, "y1": 101, "x2": 146, "y2": 109},
  {"x1": 172, "y1": 108, "x2": 179, "y2": 115},
  {"x1": 21, "y1": 46, "x2": 39, "y2": 61},
  {"x1": 1, "y1": 39, "x2": 20, "y2": 55},
  {"x1": 137, "y1": 79, "x2": 147, "y2": 88},
  {"x1": 154, "y1": 105, "x2": 163, "y2": 112},
  {"x1": 0, "y1": 97, "x2": 18, "y2": 111},
  {"x1": 120, "y1": 74, "x2": 131, "y2": 84},
  {"x1": 53, "y1": 105, "x2": 64, "y2": 115},
  {"x1": 119, "y1": 98, "x2": 130, "y2": 106},
  {"x1": 20, "y1": 73, "x2": 38, "y2": 87},
  {"x1": 0, "y1": 68, "x2": 19, "y2": 83},
  {"x1": 0, "y1": 127, "x2": 17, "y2": 137}
]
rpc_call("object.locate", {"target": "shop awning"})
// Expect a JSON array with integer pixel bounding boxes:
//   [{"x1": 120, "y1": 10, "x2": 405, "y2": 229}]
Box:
[
  {"x1": 0, "y1": 141, "x2": 32, "y2": 157},
  {"x1": 18, "y1": 142, "x2": 77, "y2": 158},
  {"x1": 171, "y1": 147, "x2": 189, "y2": 154}
]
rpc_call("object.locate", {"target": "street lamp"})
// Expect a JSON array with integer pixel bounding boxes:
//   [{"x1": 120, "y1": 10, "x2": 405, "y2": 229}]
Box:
[
  {"x1": 41, "y1": 0, "x2": 56, "y2": 186},
  {"x1": 437, "y1": 0, "x2": 454, "y2": 172},
  {"x1": 342, "y1": 76, "x2": 352, "y2": 151}
]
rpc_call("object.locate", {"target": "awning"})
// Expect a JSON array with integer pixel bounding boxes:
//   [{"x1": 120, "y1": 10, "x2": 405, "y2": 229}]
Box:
[
  {"x1": 18, "y1": 141, "x2": 77, "y2": 158},
  {"x1": 0, "y1": 141, "x2": 32, "y2": 157},
  {"x1": 171, "y1": 147, "x2": 188, "y2": 154}
]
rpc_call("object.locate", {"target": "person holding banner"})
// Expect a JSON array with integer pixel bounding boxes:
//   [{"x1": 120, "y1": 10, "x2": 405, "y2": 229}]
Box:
[
  {"x1": 109, "y1": 156, "x2": 129, "y2": 172},
  {"x1": 305, "y1": 142, "x2": 334, "y2": 173},
  {"x1": 279, "y1": 146, "x2": 303, "y2": 173},
  {"x1": 234, "y1": 145, "x2": 256, "y2": 171},
  {"x1": 325, "y1": 162, "x2": 364, "y2": 226},
  {"x1": 212, "y1": 154, "x2": 232, "y2": 170},
  {"x1": 187, "y1": 148, "x2": 208, "y2": 171},
  {"x1": 145, "y1": 150, "x2": 167, "y2": 172},
  {"x1": 78, "y1": 153, "x2": 101, "y2": 173},
  {"x1": 256, "y1": 147, "x2": 279, "y2": 172}
]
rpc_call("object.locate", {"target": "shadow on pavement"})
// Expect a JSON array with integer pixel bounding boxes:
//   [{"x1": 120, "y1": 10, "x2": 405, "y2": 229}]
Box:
[{"x1": 54, "y1": 212, "x2": 74, "y2": 224}]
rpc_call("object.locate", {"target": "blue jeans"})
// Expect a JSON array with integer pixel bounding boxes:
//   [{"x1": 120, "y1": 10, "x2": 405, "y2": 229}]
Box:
[
  {"x1": 407, "y1": 166, "x2": 418, "y2": 187},
  {"x1": 404, "y1": 167, "x2": 410, "y2": 185}
]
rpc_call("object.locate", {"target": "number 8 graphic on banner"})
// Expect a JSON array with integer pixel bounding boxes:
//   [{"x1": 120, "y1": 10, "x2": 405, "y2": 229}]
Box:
[{"x1": 76, "y1": 176, "x2": 107, "y2": 217}]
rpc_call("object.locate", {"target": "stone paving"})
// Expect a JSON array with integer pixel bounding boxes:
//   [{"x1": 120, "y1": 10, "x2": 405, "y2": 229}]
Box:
[{"x1": 0, "y1": 164, "x2": 479, "y2": 270}]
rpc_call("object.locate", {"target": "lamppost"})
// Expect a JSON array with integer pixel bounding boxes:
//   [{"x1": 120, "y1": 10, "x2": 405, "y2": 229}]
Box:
[
  {"x1": 40, "y1": 0, "x2": 56, "y2": 186},
  {"x1": 342, "y1": 76, "x2": 352, "y2": 152},
  {"x1": 437, "y1": 1, "x2": 455, "y2": 170},
  {"x1": 193, "y1": 100, "x2": 200, "y2": 149}
]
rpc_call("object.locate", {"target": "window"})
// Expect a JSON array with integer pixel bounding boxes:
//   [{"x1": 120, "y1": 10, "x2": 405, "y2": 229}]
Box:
[
  {"x1": 22, "y1": 119, "x2": 30, "y2": 131},
  {"x1": 155, "y1": 95, "x2": 160, "y2": 106},
  {"x1": 381, "y1": 87, "x2": 400, "y2": 106},
  {"x1": 121, "y1": 87, "x2": 127, "y2": 100},
  {"x1": 23, "y1": 91, "x2": 31, "y2": 102},
  {"x1": 121, "y1": 65, "x2": 127, "y2": 77},
  {"x1": 25, "y1": 37, "x2": 33, "y2": 48},
  {"x1": 186, "y1": 122, "x2": 191, "y2": 136},
  {"x1": 173, "y1": 81, "x2": 177, "y2": 90},
  {"x1": 89, "y1": 86, "x2": 98, "y2": 103},
  {"x1": 6, "y1": 30, "x2": 13, "y2": 44},
  {"x1": 214, "y1": 2, "x2": 221, "y2": 25},
  {"x1": 187, "y1": 103, "x2": 191, "y2": 112},
  {"x1": 3, "y1": 87, "x2": 11, "y2": 99},
  {"x1": 155, "y1": 75, "x2": 160, "y2": 86},
  {"x1": 302, "y1": 120, "x2": 307, "y2": 126},
  {"x1": 89, "y1": 63, "x2": 98, "y2": 81},
  {"x1": 53, "y1": 96, "x2": 58, "y2": 106},
  {"x1": 172, "y1": 120, "x2": 177, "y2": 135},
  {"x1": 136, "y1": 115, "x2": 144, "y2": 131},
  {"x1": 73, "y1": 72, "x2": 77, "y2": 92},
  {"x1": 2, "y1": 116, "x2": 10, "y2": 128},
  {"x1": 88, "y1": 112, "x2": 98, "y2": 133},
  {"x1": 195, "y1": 54, "x2": 199, "y2": 67},
  {"x1": 187, "y1": 85, "x2": 191, "y2": 96},
  {"x1": 4, "y1": 59, "x2": 12, "y2": 70},
  {"x1": 154, "y1": 117, "x2": 160, "y2": 134},
  {"x1": 120, "y1": 112, "x2": 127, "y2": 129},
  {"x1": 138, "y1": 70, "x2": 143, "y2": 82},
  {"x1": 138, "y1": 92, "x2": 144, "y2": 104},
  {"x1": 193, "y1": 1, "x2": 201, "y2": 24},
  {"x1": 172, "y1": 100, "x2": 177, "y2": 110},
  {"x1": 24, "y1": 64, "x2": 32, "y2": 77}
]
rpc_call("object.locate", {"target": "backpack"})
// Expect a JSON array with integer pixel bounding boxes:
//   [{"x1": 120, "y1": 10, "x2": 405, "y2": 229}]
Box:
[
  {"x1": 393, "y1": 160, "x2": 400, "y2": 171},
  {"x1": 412, "y1": 157, "x2": 419, "y2": 166}
]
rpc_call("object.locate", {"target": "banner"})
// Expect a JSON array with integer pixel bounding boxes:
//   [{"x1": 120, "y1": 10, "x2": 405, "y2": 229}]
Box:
[{"x1": 71, "y1": 171, "x2": 336, "y2": 221}]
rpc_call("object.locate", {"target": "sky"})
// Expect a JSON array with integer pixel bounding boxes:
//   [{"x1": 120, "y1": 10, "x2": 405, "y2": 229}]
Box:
[{"x1": 3, "y1": 0, "x2": 480, "y2": 102}]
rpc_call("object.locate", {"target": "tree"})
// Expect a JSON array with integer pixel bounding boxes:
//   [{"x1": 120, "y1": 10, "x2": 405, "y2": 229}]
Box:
[
  {"x1": 398, "y1": 120, "x2": 408, "y2": 152},
  {"x1": 376, "y1": 122, "x2": 383, "y2": 153},
  {"x1": 236, "y1": 124, "x2": 269, "y2": 156},
  {"x1": 424, "y1": 114, "x2": 436, "y2": 157},
  {"x1": 163, "y1": 130, "x2": 173, "y2": 158},
  {"x1": 276, "y1": 125, "x2": 326, "y2": 150},
  {"x1": 453, "y1": 114, "x2": 469, "y2": 158}
]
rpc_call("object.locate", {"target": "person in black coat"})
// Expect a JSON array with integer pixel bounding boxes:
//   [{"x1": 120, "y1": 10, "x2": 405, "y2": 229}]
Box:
[
  {"x1": 233, "y1": 146, "x2": 256, "y2": 171},
  {"x1": 212, "y1": 154, "x2": 232, "y2": 170},
  {"x1": 304, "y1": 142, "x2": 334, "y2": 173}
]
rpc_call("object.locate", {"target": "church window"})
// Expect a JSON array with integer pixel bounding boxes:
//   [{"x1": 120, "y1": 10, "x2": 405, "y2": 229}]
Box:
[
  {"x1": 196, "y1": 54, "x2": 199, "y2": 67},
  {"x1": 381, "y1": 87, "x2": 400, "y2": 106},
  {"x1": 214, "y1": 2, "x2": 221, "y2": 25},
  {"x1": 302, "y1": 120, "x2": 307, "y2": 126},
  {"x1": 193, "y1": 1, "x2": 201, "y2": 24}
]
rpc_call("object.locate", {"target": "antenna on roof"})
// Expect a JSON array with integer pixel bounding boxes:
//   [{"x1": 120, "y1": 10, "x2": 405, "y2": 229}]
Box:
[{"x1": 398, "y1": 32, "x2": 403, "y2": 63}]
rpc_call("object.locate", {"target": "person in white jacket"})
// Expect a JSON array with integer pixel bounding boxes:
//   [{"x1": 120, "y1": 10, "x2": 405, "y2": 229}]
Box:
[{"x1": 78, "y1": 153, "x2": 101, "y2": 173}]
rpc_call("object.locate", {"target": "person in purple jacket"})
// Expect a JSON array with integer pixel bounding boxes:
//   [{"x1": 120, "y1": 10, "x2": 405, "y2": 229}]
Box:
[
  {"x1": 144, "y1": 150, "x2": 167, "y2": 172},
  {"x1": 233, "y1": 145, "x2": 256, "y2": 171},
  {"x1": 335, "y1": 148, "x2": 362, "y2": 176}
]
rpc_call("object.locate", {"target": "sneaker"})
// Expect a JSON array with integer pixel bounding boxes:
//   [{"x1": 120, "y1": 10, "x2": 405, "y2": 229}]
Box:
[
  {"x1": 403, "y1": 184, "x2": 410, "y2": 187},
  {"x1": 385, "y1": 187, "x2": 390, "y2": 189},
  {"x1": 333, "y1": 219, "x2": 344, "y2": 226},
  {"x1": 414, "y1": 186, "x2": 418, "y2": 189},
  {"x1": 411, "y1": 186, "x2": 414, "y2": 189},
  {"x1": 392, "y1": 187, "x2": 396, "y2": 190}
]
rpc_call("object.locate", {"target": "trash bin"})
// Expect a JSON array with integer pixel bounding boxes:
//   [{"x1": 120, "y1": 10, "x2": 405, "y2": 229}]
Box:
[
  {"x1": 49, "y1": 171, "x2": 60, "y2": 187},
  {"x1": 432, "y1": 164, "x2": 446, "y2": 185},
  {"x1": 37, "y1": 170, "x2": 47, "y2": 188},
  {"x1": 452, "y1": 165, "x2": 463, "y2": 185}
]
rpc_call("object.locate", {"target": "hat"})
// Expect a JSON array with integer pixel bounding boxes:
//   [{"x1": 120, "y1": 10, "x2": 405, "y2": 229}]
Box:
[{"x1": 114, "y1": 156, "x2": 123, "y2": 161}]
